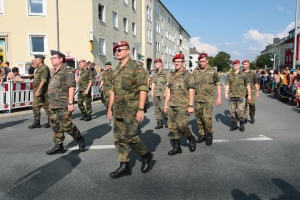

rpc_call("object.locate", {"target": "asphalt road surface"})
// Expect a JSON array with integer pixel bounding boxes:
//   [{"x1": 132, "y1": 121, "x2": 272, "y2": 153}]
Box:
[{"x1": 0, "y1": 89, "x2": 300, "y2": 200}]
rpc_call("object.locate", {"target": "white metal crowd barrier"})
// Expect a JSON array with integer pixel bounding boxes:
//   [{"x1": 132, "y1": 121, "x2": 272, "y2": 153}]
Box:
[{"x1": 0, "y1": 80, "x2": 102, "y2": 113}]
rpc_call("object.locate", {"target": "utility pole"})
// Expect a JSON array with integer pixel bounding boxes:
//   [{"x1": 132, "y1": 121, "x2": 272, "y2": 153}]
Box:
[
  {"x1": 56, "y1": 0, "x2": 60, "y2": 51},
  {"x1": 292, "y1": 0, "x2": 298, "y2": 69}
]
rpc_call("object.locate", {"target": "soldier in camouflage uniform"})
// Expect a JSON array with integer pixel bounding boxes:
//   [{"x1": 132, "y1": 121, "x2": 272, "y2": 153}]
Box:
[
  {"x1": 77, "y1": 59, "x2": 93, "y2": 121},
  {"x1": 242, "y1": 60, "x2": 259, "y2": 124},
  {"x1": 151, "y1": 58, "x2": 170, "y2": 129},
  {"x1": 46, "y1": 50, "x2": 85, "y2": 155},
  {"x1": 100, "y1": 61, "x2": 113, "y2": 108},
  {"x1": 193, "y1": 53, "x2": 221, "y2": 146},
  {"x1": 164, "y1": 54, "x2": 196, "y2": 155},
  {"x1": 107, "y1": 41, "x2": 153, "y2": 178},
  {"x1": 28, "y1": 54, "x2": 51, "y2": 129},
  {"x1": 225, "y1": 60, "x2": 251, "y2": 132}
]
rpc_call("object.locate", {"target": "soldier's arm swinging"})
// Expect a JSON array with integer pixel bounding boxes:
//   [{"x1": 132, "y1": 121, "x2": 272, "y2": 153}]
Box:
[
  {"x1": 188, "y1": 88, "x2": 195, "y2": 114},
  {"x1": 216, "y1": 85, "x2": 222, "y2": 106},
  {"x1": 164, "y1": 87, "x2": 170, "y2": 113},
  {"x1": 85, "y1": 82, "x2": 92, "y2": 94},
  {"x1": 137, "y1": 90, "x2": 147, "y2": 123},
  {"x1": 225, "y1": 85, "x2": 229, "y2": 100},
  {"x1": 35, "y1": 81, "x2": 45, "y2": 97},
  {"x1": 247, "y1": 85, "x2": 251, "y2": 101},
  {"x1": 107, "y1": 91, "x2": 114, "y2": 123},
  {"x1": 68, "y1": 87, "x2": 75, "y2": 112},
  {"x1": 151, "y1": 82, "x2": 155, "y2": 98}
]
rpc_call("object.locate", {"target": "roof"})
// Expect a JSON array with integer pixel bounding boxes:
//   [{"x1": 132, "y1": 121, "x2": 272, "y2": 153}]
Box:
[{"x1": 190, "y1": 47, "x2": 200, "y2": 54}]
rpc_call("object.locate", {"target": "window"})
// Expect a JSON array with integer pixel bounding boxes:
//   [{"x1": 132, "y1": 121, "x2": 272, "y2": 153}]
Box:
[
  {"x1": 132, "y1": 0, "x2": 136, "y2": 10},
  {"x1": 123, "y1": 0, "x2": 128, "y2": 5},
  {"x1": 147, "y1": 6, "x2": 152, "y2": 22},
  {"x1": 0, "y1": 0, "x2": 4, "y2": 14},
  {"x1": 132, "y1": 22, "x2": 136, "y2": 35},
  {"x1": 123, "y1": 17, "x2": 128, "y2": 32},
  {"x1": 147, "y1": 28, "x2": 152, "y2": 43},
  {"x1": 156, "y1": 42, "x2": 160, "y2": 51},
  {"x1": 132, "y1": 47, "x2": 136, "y2": 60},
  {"x1": 29, "y1": 34, "x2": 47, "y2": 54},
  {"x1": 99, "y1": 38, "x2": 106, "y2": 56},
  {"x1": 27, "y1": 0, "x2": 46, "y2": 16},
  {"x1": 112, "y1": 11, "x2": 118, "y2": 28},
  {"x1": 156, "y1": 23, "x2": 160, "y2": 33},
  {"x1": 155, "y1": 4, "x2": 160, "y2": 15},
  {"x1": 113, "y1": 42, "x2": 117, "y2": 57},
  {"x1": 98, "y1": 3, "x2": 105, "y2": 22}
]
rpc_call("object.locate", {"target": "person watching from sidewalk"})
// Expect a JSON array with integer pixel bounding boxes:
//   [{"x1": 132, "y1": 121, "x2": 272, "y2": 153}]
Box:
[
  {"x1": 107, "y1": 41, "x2": 153, "y2": 178},
  {"x1": 77, "y1": 59, "x2": 93, "y2": 121},
  {"x1": 28, "y1": 60, "x2": 36, "y2": 80},
  {"x1": 4, "y1": 61, "x2": 11, "y2": 82},
  {"x1": 46, "y1": 50, "x2": 85, "y2": 155},
  {"x1": 225, "y1": 60, "x2": 251, "y2": 132},
  {"x1": 28, "y1": 54, "x2": 51, "y2": 129},
  {"x1": 193, "y1": 53, "x2": 221, "y2": 146},
  {"x1": 7, "y1": 67, "x2": 23, "y2": 82},
  {"x1": 164, "y1": 53, "x2": 197, "y2": 155},
  {"x1": 242, "y1": 60, "x2": 259, "y2": 124}
]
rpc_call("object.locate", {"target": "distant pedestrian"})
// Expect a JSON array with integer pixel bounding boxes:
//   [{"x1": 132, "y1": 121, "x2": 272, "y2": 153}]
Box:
[
  {"x1": 3, "y1": 61, "x2": 11, "y2": 82},
  {"x1": 7, "y1": 67, "x2": 23, "y2": 82},
  {"x1": 46, "y1": 50, "x2": 85, "y2": 155},
  {"x1": 99, "y1": 61, "x2": 113, "y2": 108},
  {"x1": 28, "y1": 60, "x2": 36, "y2": 80}
]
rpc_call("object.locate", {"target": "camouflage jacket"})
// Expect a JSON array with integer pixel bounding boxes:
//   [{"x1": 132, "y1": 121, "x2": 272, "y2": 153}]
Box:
[
  {"x1": 168, "y1": 69, "x2": 195, "y2": 107},
  {"x1": 153, "y1": 69, "x2": 170, "y2": 96},
  {"x1": 112, "y1": 58, "x2": 149, "y2": 118},
  {"x1": 193, "y1": 65, "x2": 220, "y2": 103},
  {"x1": 226, "y1": 71, "x2": 250, "y2": 98},
  {"x1": 33, "y1": 64, "x2": 50, "y2": 94},
  {"x1": 78, "y1": 67, "x2": 93, "y2": 91},
  {"x1": 48, "y1": 64, "x2": 76, "y2": 109},
  {"x1": 243, "y1": 69, "x2": 258, "y2": 90},
  {"x1": 102, "y1": 69, "x2": 113, "y2": 92}
]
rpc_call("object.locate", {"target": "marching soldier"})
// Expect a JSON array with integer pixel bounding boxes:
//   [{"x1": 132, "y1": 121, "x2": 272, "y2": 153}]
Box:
[
  {"x1": 242, "y1": 60, "x2": 259, "y2": 124},
  {"x1": 107, "y1": 41, "x2": 153, "y2": 178},
  {"x1": 151, "y1": 58, "x2": 169, "y2": 129},
  {"x1": 28, "y1": 54, "x2": 51, "y2": 129},
  {"x1": 225, "y1": 60, "x2": 251, "y2": 132},
  {"x1": 77, "y1": 59, "x2": 93, "y2": 121},
  {"x1": 193, "y1": 53, "x2": 221, "y2": 146},
  {"x1": 46, "y1": 50, "x2": 85, "y2": 155},
  {"x1": 164, "y1": 54, "x2": 197, "y2": 155},
  {"x1": 100, "y1": 61, "x2": 113, "y2": 108}
]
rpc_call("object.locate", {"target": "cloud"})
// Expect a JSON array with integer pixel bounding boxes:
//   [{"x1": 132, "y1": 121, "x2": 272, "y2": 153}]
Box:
[
  {"x1": 276, "y1": 20, "x2": 300, "y2": 38},
  {"x1": 276, "y1": 4, "x2": 284, "y2": 12},
  {"x1": 225, "y1": 42, "x2": 234, "y2": 46},
  {"x1": 249, "y1": 46, "x2": 259, "y2": 51},
  {"x1": 190, "y1": 37, "x2": 218, "y2": 56},
  {"x1": 244, "y1": 29, "x2": 274, "y2": 44},
  {"x1": 232, "y1": 51, "x2": 241, "y2": 56}
]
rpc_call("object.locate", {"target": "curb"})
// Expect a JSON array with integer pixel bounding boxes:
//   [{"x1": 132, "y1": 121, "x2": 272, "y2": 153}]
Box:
[{"x1": 0, "y1": 100, "x2": 103, "y2": 119}]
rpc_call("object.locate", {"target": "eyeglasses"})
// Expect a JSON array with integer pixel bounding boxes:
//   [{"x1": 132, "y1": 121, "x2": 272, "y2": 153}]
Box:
[
  {"x1": 50, "y1": 57, "x2": 59, "y2": 60},
  {"x1": 199, "y1": 61, "x2": 206, "y2": 63},
  {"x1": 114, "y1": 48, "x2": 128, "y2": 53}
]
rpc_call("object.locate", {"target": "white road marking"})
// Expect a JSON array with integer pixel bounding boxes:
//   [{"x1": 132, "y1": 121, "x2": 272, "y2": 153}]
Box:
[
  {"x1": 238, "y1": 134, "x2": 273, "y2": 141},
  {"x1": 66, "y1": 145, "x2": 115, "y2": 150},
  {"x1": 213, "y1": 140, "x2": 230, "y2": 143}
]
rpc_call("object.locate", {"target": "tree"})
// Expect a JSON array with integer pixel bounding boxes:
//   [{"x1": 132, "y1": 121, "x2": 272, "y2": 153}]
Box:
[
  {"x1": 207, "y1": 56, "x2": 215, "y2": 67},
  {"x1": 256, "y1": 53, "x2": 273, "y2": 69},
  {"x1": 214, "y1": 51, "x2": 232, "y2": 72}
]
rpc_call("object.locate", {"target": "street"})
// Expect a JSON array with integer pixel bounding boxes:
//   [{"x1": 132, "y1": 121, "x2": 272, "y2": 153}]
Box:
[{"x1": 0, "y1": 90, "x2": 300, "y2": 200}]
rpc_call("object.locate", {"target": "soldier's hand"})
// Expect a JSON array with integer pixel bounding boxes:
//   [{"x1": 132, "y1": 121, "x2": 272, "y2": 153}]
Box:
[
  {"x1": 136, "y1": 111, "x2": 144, "y2": 123},
  {"x1": 225, "y1": 94, "x2": 229, "y2": 100},
  {"x1": 256, "y1": 92, "x2": 259, "y2": 99},
  {"x1": 107, "y1": 109, "x2": 113, "y2": 123},
  {"x1": 188, "y1": 107, "x2": 194, "y2": 114},
  {"x1": 35, "y1": 91, "x2": 40, "y2": 97},
  {"x1": 68, "y1": 104, "x2": 74, "y2": 112},
  {"x1": 248, "y1": 96, "x2": 252, "y2": 101},
  {"x1": 151, "y1": 92, "x2": 154, "y2": 99},
  {"x1": 84, "y1": 90, "x2": 89, "y2": 95},
  {"x1": 164, "y1": 105, "x2": 168, "y2": 113},
  {"x1": 216, "y1": 98, "x2": 222, "y2": 106}
]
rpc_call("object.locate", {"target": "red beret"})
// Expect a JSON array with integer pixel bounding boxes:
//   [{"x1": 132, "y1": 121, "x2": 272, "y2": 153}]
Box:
[
  {"x1": 113, "y1": 41, "x2": 129, "y2": 50},
  {"x1": 78, "y1": 59, "x2": 86, "y2": 63},
  {"x1": 242, "y1": 59, "x2": 250, "y2": 64},
  {"x1": 172, "y1": 54, "x2": 185, "y2": 62},
  {"x1": 198, "y1": 53, "x2": 208, "y2": 60},
  {"x1": 233, "y1": 60, "x2": 240, "y2": 64},
  {"x1": 154, "y1": 58, "x2": 162, "y2": 63}
]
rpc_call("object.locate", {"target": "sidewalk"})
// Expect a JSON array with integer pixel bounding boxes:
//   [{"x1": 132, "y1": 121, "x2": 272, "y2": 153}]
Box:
[{"x1": 0, "y1": 100, "x2": 102, "y2": 119}]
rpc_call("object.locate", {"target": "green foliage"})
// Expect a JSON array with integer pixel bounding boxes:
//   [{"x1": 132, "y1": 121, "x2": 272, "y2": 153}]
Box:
[
  {"x1": 208, "y1": 56, "x2": 215, "y2": 66},
  {"x1": 213, "y1": 51, "x2": 232, "y2": 72}
]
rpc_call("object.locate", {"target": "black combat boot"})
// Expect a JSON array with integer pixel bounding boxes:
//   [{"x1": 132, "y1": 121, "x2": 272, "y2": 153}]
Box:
[
  {"x1": 76, "y1": 136, "x2": 86, "y2": 151},
  {"x1": 168, "y1": 139, "x2": 182, "y2": 155},
  {"x1": 239, "y1": 121, "x2": 245, "y2": 132},
  {"x1": 244, "y1": 118, "x2": 248, "y2": 124},
  {"x1": 42, "y1": 119, "x2": 50, "y2": 128},
  {"x1": 250, "y1": 116, "x2": 255, "y2": 124},
  {"x1": 141, "y1": 152, "x2": 153, "y2": 173},
  {"x1": 187, "y1": 135, "x2": 196, "y2": 152},
  {"x1": 196, "y1": 135, "x2": 206, "y2": 143},
  {"x1": 46, "y1": 143, "x2": 65, "y2": 155},
  {"x1": 79, "y1": 114, "x2": 86, "y2": 120},
  {"x1": 206, "y1": 134, "x2": 213, "y2": 146},
  {"x1": 84, "y1": 115, "x2": 92, "y2": 121},
  {"x1": 28, "y1": 119, "x2": 41, "y2": 129},
  {"x1": 230, "y1": 121, "x2": 238, "y2": 131},
  {"x1": 155, "y1": 120, "x2": 163, "y2": 129},
  {"x1": 165, "y1": 118, "x2": 168, "y2": 128},
  {"x1": 110, "y1": 162, "x2": 131, "y2": 178}
]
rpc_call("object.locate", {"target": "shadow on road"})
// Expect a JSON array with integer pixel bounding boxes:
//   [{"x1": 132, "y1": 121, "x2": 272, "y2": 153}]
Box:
[
  {"x1": 6, "y1": 151, "x2": 81, "y2": 199},
  {"x1": 0, "y1": 119, "x2": 28, "y2": 130},
  {"x1": 129, "y1": 129, "x2": 161, "y2": 172},
  {"x1": 72, "y1": 108, "x2": 107, "y2": 121},
  {"x1": 215, "y1": 110, "x2": 232, "y2": 127},
  {"x1": 231, "y1": 178, "x2": 300, "y2": 200},
  {"x1": 139, "y1": 116, "x2": 151, "y2": 129}
]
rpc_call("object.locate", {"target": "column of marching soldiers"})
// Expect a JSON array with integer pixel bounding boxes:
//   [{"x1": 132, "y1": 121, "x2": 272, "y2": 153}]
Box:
[{"x1": 27, "y1": 40, "x2": 259, "y2": 179}]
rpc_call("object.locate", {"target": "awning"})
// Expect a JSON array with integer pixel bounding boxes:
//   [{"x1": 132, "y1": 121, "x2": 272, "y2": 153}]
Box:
[{"x1": 65, "y1": 57, "x2": 75, "y2": 62}]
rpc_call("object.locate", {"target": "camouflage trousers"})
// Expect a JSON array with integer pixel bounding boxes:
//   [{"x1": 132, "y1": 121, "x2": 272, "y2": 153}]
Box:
[
  {"x1": 77, "y1": 91, "x2": 92, "y2": 115},
  {"x1": 195, "y1": 102, "x2": 214, "y2": 136},
  {"x1": 113, "y1": 117, "x2": 148, "y2": 162},
  {"x1": 153, "y1": 96, "x2": 167, "y2": 121},
  {"x1": 32, "y1": 93, "x2": 49, "y2": 120},
  {"x1": 102, "y1": 89, "x2": 110, "y2": 108},
  {"x1": 168, "y1": 106, "x2": 192, "y2": 140},
  {"x1": 49, "y1": 108, "x2": 82, "y2": 144},
  {"x1": 229, "y1": 97, "x2": 246, "y2": 121},
  {"x1": 244, "y1": 89, "x2": 256, "y2": 119}
]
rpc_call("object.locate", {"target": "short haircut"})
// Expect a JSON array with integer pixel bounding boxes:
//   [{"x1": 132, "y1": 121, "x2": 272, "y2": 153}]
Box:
[{"x1": 12, "y1": 67, "x2": 19, "y2": 73}]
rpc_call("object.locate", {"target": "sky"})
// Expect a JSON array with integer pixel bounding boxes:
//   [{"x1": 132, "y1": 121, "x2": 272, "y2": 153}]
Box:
[{"x1": 161, "y1": 0, "x2": 299, "y2": 62}]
